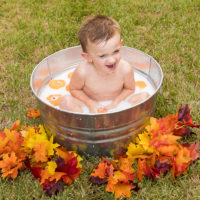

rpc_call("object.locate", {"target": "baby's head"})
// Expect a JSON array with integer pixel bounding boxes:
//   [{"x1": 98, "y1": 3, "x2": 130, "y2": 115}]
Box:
[{"x1": 78, "y1": 15, "x2": 121, "y2": 53}]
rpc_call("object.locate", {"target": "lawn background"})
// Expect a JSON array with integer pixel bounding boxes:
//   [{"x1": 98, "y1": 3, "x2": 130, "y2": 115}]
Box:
[{"x1": 0, "y1": 0, "x2": 199, "y2": 199}]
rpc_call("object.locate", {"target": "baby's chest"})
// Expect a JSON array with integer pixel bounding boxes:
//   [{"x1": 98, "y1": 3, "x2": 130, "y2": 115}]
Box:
[{"x1": 84, "y1": 76, "x2": 123, "y2": 94}]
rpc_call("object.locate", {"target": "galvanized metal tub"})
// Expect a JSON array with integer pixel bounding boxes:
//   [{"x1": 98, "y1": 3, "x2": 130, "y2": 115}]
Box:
[{"x1": 31, "y1": 46, "x2": 163, "y2": 156}]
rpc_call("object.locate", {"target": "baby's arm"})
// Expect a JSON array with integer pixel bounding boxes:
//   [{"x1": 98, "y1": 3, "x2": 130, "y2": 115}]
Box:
[
  {"x1": 69, "y1": 64, "x2": 102, "y2": 113},
  {"x1": 106, "y1": 63, "x2": 135, "y2": 110}
]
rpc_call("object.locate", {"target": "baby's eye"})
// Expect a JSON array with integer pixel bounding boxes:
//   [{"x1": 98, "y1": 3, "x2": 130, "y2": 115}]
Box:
[
  {"x1": 99, "y1": 55, "x2": 105, "y2": 58},
  {"x1": 114, "y1": 49, "x2": 120, "y2": 54}
]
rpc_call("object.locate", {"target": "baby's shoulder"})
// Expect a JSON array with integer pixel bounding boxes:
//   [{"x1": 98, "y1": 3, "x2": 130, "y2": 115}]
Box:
[
  {"x1": 74, "y1": 61, "x2": 90, "y2": 77},
  {"x1": 119, "y1": 59, "x2": 133, "y2": 74}
]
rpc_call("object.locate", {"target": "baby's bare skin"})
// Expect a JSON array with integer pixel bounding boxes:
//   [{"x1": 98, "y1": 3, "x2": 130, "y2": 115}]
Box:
[{"x1": 59, "y1": 33, "x2": 149, "y2": 113}]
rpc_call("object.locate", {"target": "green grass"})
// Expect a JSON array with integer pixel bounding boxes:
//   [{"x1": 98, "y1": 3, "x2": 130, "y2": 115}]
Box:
[{"x1": 0, "y1": 0, "x2": 200, "y2": 199}]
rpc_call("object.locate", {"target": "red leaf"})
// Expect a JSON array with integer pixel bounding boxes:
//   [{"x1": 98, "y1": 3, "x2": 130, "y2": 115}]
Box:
[
  {"x1": 178, "y1": 104, "x2": 200, "y2": 128},
  {"x1": 187, "y1": 142, "x2": 199, "y2": 162},
  {"x1": 42, "y1": 180, "x2": 64, "y2": 196},
  {"x1": 90, "y1": 176, "x2": 108, "y2": 185}
]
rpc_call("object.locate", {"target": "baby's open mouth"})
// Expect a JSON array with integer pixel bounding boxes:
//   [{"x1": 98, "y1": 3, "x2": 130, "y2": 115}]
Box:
[{"x1": 106, "y1": 64, "x2": 116, "y2": 69}]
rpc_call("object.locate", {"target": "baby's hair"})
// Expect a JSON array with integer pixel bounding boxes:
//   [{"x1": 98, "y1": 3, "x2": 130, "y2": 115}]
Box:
[{"x1": 78, "y1": 15, "x2": 120, "y2": 52}]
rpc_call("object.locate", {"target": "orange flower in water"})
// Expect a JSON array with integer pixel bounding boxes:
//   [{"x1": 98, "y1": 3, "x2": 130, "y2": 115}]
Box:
[
  {"x1": 26, "y1": 108, "x2": 41, "y2": 118},
  {"x1": 135, "y1": 81, "x2": 147, "y2": 89},
  {"x1": 47, "y1": 95, "x2": 62, "y2": 106},
  {"x1": 49, "y1": 80, "x2": 65, "y2": 89},
  {"x1": 98, "y1": 108, "x2": 107, "y2": 113},
  {"x1": 68, "y1": 72, "x2": 74, "y2": 79},
  {"x1": 66, "y1": 84, "x2": 69, "y2": 92}
]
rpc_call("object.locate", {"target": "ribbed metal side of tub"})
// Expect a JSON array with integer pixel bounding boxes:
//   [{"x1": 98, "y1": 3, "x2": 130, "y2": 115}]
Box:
[
  {"x1": 37, "y1": 93, "x2": 157, "y2": 156},
  {"x1": 31, "y1": 46, "x2": 163, "y2": 156}
]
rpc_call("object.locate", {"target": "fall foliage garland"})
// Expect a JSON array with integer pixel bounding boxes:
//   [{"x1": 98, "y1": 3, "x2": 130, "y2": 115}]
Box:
[{"x1": 0, "y1": 104, "x2": 199, "y2": 198}]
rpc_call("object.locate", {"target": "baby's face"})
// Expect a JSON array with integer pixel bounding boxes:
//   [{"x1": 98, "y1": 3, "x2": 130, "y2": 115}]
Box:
[{"x1": 86, "y1": 33, "x2": 123, "y2": 75}]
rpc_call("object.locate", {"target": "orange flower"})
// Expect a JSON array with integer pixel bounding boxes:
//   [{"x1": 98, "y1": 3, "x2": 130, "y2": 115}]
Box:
[
  {"x1": 97, "y1": 108, "x2": 107, "y2": 113},
  {"x1": 135, "y1": 81, "x2": 147, "y2": 89},
  {"x1": 66, "y1": 84, "x2": 69, "y2": 92},
  {"x1": 46, "y1": 94, "x2": 62, "y2": 106},
  {"x1": 68, "y1": 72, "x2": 73, "y2": 79},
  {"x1": 49, "y1": 80, "x2": 65, "y2": 89}
]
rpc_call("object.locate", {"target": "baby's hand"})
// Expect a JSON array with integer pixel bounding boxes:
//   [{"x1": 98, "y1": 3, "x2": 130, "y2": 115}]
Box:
[{"x1": 88, "y1": 102, "x2": 106, "y2": 113}]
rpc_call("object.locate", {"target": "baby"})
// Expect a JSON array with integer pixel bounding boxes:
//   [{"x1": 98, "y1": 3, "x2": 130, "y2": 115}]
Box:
[{"x1": 59, "y1": 15, "x2": 149, "y2": 113}]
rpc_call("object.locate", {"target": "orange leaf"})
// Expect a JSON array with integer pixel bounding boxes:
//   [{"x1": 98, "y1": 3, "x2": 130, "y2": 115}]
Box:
[
  {"x1": 49, "y1": 172, "x2": 66, "y2": 182},
  {"x1": 40, "y1": 167, "x2": 51, "y2": 184},
  {"x1": 91, "y1": 161, "x2": 108, "y2": 179},
  {"x1": 26, "y1": 108, "x2": 40, "y2": 118},
  {"x1": 33, "y1": 142, "x2": 48, "y2": 163},
  {"x1": 136, "y1": 159, "x2": 147, "y2": 181},
  {"x1": 114, "y1": 183, "x2": 133, "y2": 199},
  {"x1": 0, "y1": 152, "x2": 24, "y2": 179},
  {"x1": 157, "y1": 144, "x2": 180, "y2": 156},
  {"x1": 150, "y1": 134, "x2": 181, "y2": 148},
  {"x1": 175, "y1": 147, "x2": 191, "y2": 166},
  {"x1": 10, "y1": 120, "x2": 20, "y2": 131},
  {"x1": 106, "y1": 170, "x2": 135, "y2": 199},
  {"x1": 62, "y1": 175, "x2": 73, "y2": 185},
  {"x1": 118, "y1": 157, "x2": 134, "y2": 174}
]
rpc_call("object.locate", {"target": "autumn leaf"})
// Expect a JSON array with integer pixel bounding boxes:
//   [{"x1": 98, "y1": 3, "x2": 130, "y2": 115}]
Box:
[
  {"x1": 42, "y1": 180, "x2": 65, "y2": 196},
  {"x1": 178, "y1": 104, "x2": 200, "y2": 128},
  {"x1": 91, "y1": 161, "x2": 110, "y2": 179},
  {"x1": 113, "y1": 183, "x2": 133, "y2": 199},
  {"x1": 33, "y1": 142, "x2": 48, "y2": 163},
  {"x1": 0, "y1": 152, "x2": 24, "y2": 178},
  {"x1": 26, "y1": 108, "x2": 40, "y2": 118},
  {"x1": 118, "y1": 157, "x2": 134, "y2": 174},
  {"x1": 89, "y1": 176, "x2": 108, "y2": 185},
  {"x1": 126, "y1": 143, "x2": 145, "y2": 158},
  {"x1": 187, "y1": 142, "x2": 199, "y2": 161},
  {"x1": 106, "y1": 170, "x2": 137, "y2": 199},
  {"x1": 10, "y1": 120, "x2": 20, "y2": 131}
]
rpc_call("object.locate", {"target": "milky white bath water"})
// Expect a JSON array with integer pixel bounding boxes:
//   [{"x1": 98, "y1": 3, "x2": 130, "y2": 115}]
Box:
[{"x1": 39, "y1": 67, "x2": 155, "y2": 114}]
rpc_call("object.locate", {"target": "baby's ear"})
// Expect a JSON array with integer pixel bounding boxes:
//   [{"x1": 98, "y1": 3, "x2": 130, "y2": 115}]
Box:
[
  {"x1": 81, "y1": 52, "x2": 92, "y2": 63},
  {"x1": 120, "y1": 39, "x2": 123, "y2": 46}
]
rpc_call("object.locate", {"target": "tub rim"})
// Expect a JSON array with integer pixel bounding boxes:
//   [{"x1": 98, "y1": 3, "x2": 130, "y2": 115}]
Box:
[{"x1": 30, "y1": 45, "x2": 163, "y2": 116}]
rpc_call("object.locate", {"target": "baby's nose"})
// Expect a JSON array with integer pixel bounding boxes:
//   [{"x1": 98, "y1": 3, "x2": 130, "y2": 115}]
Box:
[{"x1": 107, "y1": 56, "x2": 115, "y2": 64}]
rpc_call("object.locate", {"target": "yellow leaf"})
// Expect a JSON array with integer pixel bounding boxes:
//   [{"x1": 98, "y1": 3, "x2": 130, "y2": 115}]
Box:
[
  {"x1": 114, "y1": 183, "x2": 132, "y2": 199},
  {"x1": 175, "y1": 147, "x2": 191, "y2": 166},
  {"x1": 47, "y1": 161, "x2": 57, "y2": 175},
  {"x1": 137, "y1": 131, "x2": 155, "y2": 154},
  {"x1": 46, "y1": 136, "x2": 60, "y2": 156},
  {"x1": 126, "y1": 143, "x2": 145, "y2": 158}
]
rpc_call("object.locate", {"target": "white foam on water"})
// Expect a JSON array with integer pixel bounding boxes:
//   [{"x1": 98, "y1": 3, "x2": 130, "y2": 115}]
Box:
[{"x1": 39, "y1": 68, "x2": 155, "y2": 114}]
